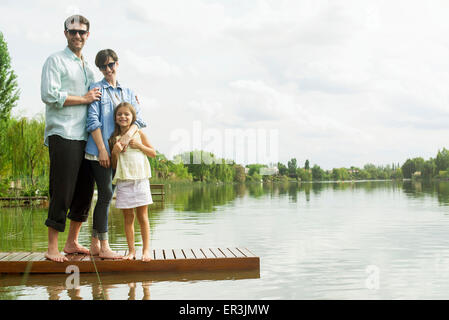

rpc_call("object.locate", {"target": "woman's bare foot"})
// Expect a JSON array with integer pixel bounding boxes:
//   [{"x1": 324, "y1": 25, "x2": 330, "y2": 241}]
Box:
[
  {"x1": 90, "y1": 238, "x2": 101, "y2": 256},
  {"x1": 63, "y1": 242, "x2": 90, "y2": 255},
  {"x1": 142, "y1": 250, "x2": 152, "y2": 262},
  {"x1": 45, "y1": 250, "x2": 68, "y2": 262}
]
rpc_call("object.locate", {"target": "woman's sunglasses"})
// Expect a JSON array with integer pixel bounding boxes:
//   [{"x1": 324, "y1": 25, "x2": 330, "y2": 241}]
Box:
[
  {"x1": 99, "y1": 62, "x2": 116, "y2": 71},
  {"x1": 67, "y1": 29, "x2": 88, "y2": 36}
]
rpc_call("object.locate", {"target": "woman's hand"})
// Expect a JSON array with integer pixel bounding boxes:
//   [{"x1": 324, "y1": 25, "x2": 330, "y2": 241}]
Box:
[
  {"x1": 112, "y1": 141, "x2": 124, "y2": 155},
  {"x1": 98, "y1": 148, "x2": 110, "y2": 168},
  {"x1": 118, "y1": 133, "x2": 131, "y2": 148}
]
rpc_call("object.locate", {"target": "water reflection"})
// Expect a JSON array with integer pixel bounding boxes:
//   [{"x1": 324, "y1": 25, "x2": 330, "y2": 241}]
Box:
[{"x1": 0, "y1": 269, "x2": 259, "y2": 300}]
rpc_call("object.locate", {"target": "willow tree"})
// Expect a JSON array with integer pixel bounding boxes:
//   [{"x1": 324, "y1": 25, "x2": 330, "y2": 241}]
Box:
[
  {"x1": 0, "y1": 32, "x2": 19, "y2": 122},
  {"x1": 0, "y1": 32, "x2": 20, "y2": 185},
  {"x1": 6, "y1": 117, "x2": 48, "y2": 186}
]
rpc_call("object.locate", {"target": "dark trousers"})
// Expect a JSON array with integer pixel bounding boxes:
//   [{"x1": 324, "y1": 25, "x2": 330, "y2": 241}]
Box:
[
  {"x1": 89, "y1": 160, "x2": 116, "y2": 239},
  {"x1": 45, "y1": 135, "x2": 95, "y2": 232}
]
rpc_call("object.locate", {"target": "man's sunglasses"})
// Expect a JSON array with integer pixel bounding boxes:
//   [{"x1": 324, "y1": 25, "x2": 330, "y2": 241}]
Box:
[
  {"x1": 99, "y1": 62, "x2": 116, "y2": 71},
  {"x1": 67, "y1": 29, "x2": 88, "y2": 36}
]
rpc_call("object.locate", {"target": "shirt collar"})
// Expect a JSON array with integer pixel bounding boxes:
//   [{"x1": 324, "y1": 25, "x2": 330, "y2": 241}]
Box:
[
  {"x1": 101, "y1": 78, "x2": 122, "y2": 89},
  {"x1": 64, "y1": 46, "x2": 84, "y2": 62}
]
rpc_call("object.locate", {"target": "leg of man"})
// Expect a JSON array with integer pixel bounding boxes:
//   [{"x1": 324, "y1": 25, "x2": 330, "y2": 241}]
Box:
[
  {"x1": 64, "y1": 157, "x2": 95, "y2": 254},
  {"x1": 45, "y1": 135, "x2": 86, "y2": 262}
]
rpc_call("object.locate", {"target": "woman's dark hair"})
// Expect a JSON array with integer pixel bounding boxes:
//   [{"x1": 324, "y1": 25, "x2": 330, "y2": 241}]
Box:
[
  {"x1": 95, "y1": 49, "x2": 119, "y2": 68},
  {"x1": 64, "y1": 15, "x2": 90, "y2": 31}
]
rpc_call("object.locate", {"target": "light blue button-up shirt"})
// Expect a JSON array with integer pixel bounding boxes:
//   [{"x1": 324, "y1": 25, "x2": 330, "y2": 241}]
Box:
[
  {"x1": 85, "y1": 78, "x2": 147, "y2": 157},
  {"x1": 41, "y1": 46, "x2": 95, "y2": 146}
]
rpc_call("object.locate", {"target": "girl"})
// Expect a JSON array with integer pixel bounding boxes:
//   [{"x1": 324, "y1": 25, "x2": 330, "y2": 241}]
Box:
[{"x1": 110, "y1": 102, "x2": 156, "y2": 262}]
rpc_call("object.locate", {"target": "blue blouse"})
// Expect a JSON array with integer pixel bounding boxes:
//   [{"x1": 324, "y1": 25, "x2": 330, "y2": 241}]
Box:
[{"x1": 85, "y1": 78, "x2": 147, "y2": 157}]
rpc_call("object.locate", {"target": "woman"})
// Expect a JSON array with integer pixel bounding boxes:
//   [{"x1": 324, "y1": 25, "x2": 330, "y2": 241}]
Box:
[{"x1": 85, "y1": 49, "x2": 147, "y2": 259}]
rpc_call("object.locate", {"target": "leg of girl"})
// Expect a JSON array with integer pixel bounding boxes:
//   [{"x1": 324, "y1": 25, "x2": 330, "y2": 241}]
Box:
[
  {"x1": 136, "y1": 205, "x2": 151, "y2": 262},
  {"x1": 123, "y1": 208, "x2": 136, "y2": 260}
]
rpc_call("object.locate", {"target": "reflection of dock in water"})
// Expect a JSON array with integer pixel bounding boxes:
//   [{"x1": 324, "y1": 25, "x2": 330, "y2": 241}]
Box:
[{"x1": 0, "y1": 248, "x2": 260, "y2": 276}]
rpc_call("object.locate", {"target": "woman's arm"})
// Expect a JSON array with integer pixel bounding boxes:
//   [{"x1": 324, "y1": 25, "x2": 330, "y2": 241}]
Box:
[
  {"x1": 129, "y1": 131, "x2": 156, "y2": 158},
  {"x1": 111, "y1": 141, "x2": 123, "y2": 169},
  {"x1": 118, "y1": 124, "x2": 138, "y2": 148},
  {"x1": 91, "y1": 128, "x2": 110, "y2": 168}
]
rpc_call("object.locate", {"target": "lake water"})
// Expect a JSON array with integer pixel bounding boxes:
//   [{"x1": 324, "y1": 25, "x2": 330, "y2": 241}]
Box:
[{"x1": 2, "y1": 180, "x2": 449, "y2": 300}]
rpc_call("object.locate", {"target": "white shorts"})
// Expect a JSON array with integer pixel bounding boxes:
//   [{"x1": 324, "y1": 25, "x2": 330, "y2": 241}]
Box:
[{"x1": 115, "y1": 179, "x2": 153, "y2": 209}]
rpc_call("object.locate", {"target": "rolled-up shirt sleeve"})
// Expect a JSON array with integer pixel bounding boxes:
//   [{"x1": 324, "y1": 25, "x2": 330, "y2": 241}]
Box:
[
  {"x1": 131, "y1": 91, "x2": 147, "y2": 129},
  {"x1": 41, "y1": 56, "x2": 67, "y2": 109},
  {"x1": 86, "y1": 85, "x2": 102, "y2": 133}
]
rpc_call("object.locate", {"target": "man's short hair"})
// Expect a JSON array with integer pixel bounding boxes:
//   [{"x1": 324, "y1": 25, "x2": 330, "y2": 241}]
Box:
[{"x1": 64, "y1": 15, "x2": 90, "y2": 31}]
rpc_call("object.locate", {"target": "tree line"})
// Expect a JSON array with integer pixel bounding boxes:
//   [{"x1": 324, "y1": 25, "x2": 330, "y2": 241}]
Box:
[{"x1": 1, "y1": 112, "x2": 448, "y2": 197}]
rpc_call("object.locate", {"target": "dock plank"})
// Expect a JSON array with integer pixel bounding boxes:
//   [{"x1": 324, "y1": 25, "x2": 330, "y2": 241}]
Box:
[
  {"x1": 209, "y1": 248, "x2": 226, "y2": 258},
  {"x1": 0, "y1": 248, "x2": 260, "y2": 274},
  {"x1": 228, "y1": 248, "x2": 246, "y2": 258},
  {"x1": 201, "y1": 248, "x2": 215, "y2": 259},
  {"x1": 183, "y1": 249, "x2": 196, "y2": 259},
  {"x1": 154, "y1": 249, "x2": 164, "y2": 260},
  {"x1": 192, "y1": 248, "x2": 206, "y2": 259},
  {"x1": 164, "y1": 249, "x2": 176, "y2": 260},
  {"x1": 173, "y1": 249, "x2": 186, "y2": 259}
]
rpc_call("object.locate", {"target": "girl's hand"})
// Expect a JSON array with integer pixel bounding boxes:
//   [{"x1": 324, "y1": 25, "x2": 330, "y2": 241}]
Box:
[
  {"x1": 129, "y1": 138, "x2": 143, "y2": 150},
  {"x1": 98, "y1": 148, "x2": 110, "y2": 168}
]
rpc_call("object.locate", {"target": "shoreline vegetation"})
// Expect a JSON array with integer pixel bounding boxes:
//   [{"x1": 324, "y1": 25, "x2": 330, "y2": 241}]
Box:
[{"x1": 1, "y1": 116, "x2": 449, "y2": 198}]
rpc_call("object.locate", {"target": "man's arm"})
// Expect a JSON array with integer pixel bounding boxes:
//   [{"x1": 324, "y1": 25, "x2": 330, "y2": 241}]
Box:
[{"x1": 64, "y1": 88, "x2": 101, "y2": 106}]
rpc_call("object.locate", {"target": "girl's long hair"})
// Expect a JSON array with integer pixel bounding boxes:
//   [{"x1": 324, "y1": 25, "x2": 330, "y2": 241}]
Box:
[{"x1": 108, "y1": 102, "x2": 137, "y2": 152}]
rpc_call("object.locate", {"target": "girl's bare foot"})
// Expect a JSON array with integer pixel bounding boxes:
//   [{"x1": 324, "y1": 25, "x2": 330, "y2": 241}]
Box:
[
  {"x1": 45, "y1": 250, "x2": 68, "y2": 262},
  {"x1": 142, "y1": 250, "x2": 152, "y2": 262},
  {"x1": 123, "y1": 251, "x2": 136, "y2": 260}
]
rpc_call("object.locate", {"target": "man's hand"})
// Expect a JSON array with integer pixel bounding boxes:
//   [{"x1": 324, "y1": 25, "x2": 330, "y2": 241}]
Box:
[{"x1": 84, "y1": 88, "x2": 101, "y2": 104}]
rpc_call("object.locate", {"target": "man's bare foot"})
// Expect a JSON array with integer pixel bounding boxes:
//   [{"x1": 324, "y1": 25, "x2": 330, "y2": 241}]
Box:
[
  {"x1": 99, "y1": 249, "x2": 123, "y2": 259},
  {"x1": 45, "y1": 251, "x2": 68, "y2": 263},
  {"x1": 142, "y1": 250, "x2": 152, "y2": 262},
  {"x1": 123, "y1": 251, "x2": 136, "y2": 260},
  {"x1": 64, "y1": 242, "x2": 90, "y2": 255}
]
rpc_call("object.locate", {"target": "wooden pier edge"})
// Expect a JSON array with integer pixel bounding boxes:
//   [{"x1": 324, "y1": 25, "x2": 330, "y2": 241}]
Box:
[{"x1": 0, "y1": 248, "x2": 260, "y2": 274}]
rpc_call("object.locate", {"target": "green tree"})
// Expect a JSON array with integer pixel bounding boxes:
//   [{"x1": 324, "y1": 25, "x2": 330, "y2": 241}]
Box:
[
  {"x1": 233, "y1": 164, "x2": 246, "y2": 183},
  {"x1": 287, "y1": 158, "x2": 297, "y2": 178},
  {"x1": 435, "y1": 148, "x2": 449, "y2": 172},
  {"x1": 6, "y1": 117, "x2": 48, "y2": 186},
  {"x1": 0, "y1": 32, "x2": 19, "y2": 122},
  {"x1": 311, "y1": 164, "x2": 324, "y2": 181},
  {"x1": 277, "y1": 162, "x2": 288, "y2": 176},
  {"x1": 304, "y1": 159, "x2": 310, "y2": 170}
]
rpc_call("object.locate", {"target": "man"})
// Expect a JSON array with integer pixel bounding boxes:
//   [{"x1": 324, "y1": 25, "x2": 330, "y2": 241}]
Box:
[{"x1": 41, "y1": 15, "x2": 101, "y2": 262}]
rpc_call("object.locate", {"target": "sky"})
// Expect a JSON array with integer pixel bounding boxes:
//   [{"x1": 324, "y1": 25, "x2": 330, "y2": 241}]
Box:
[{"x1": 1, "y1": 0, "x2": 449, "y2": 170}]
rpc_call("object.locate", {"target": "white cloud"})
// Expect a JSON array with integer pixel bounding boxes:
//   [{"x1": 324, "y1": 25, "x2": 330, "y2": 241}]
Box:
[{"x1": 124, "y1": 50, "x2": 183, "y2": 78}]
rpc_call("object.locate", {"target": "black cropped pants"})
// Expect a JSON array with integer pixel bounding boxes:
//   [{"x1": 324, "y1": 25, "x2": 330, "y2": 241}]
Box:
[{"x1": 45, "y1": 135, "x2": 95, "y2": 232}]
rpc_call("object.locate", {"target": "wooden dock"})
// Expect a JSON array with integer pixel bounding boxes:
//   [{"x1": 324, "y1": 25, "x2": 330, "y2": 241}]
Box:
[
  {"x1": 0, "y1": 184, "x2": 165, "y2": 207},
  {"x1": 0, "y1": 248, "x2": 259, "y2": 274}
]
